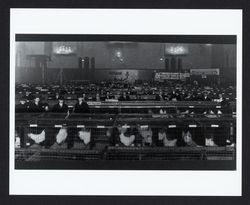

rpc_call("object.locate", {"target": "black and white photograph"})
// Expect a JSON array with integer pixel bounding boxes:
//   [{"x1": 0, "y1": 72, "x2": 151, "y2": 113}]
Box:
[
  {"x1": 14, "y1": 36, "x2": 237, "y2": 168},
  {"x1": 9, "y1": 9, "x2": 242, "y2": 196}
]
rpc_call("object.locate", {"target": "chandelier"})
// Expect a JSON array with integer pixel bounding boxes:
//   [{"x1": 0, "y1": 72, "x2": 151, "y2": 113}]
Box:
[{"x1": 55, "y1": 45, "x2": 73, "y2": 54}]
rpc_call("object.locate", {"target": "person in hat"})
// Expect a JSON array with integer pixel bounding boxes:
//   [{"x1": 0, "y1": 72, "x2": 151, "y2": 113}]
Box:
[
  {"x1": 103, "y1": 91, "x2": 114, "y2": 101},
  {"x1": 118, "y1": 91, "x2": 130, "y2": 101},
  {"x1": 169, "y1": 90, "x2": 181, "y2": 101},
  {"x1": 155, "y1": 90, "x2": 165, "y2": 101},
  {"x1": 220, "y1": 96, "x2": 231, "y2": 114},
  {"x1": 52, "y1": 96, "x2": 69, "y2": 113},
  {"x1": 74, "y1": 94, "x2": 90, "y2": 113},
  {"x1": 94, "y1": 93, "x2": 101, "y2": 102},
  {"x1": 48, "y1": 91, "x2": 60, "y2": 100},
  {"x1": 27, "y1": 95, "x2": 44, "y2": 112},
  {"x1": 201, "y1": 92, "x2": 212, "y2": 101},
  {"x1": 22, "y1": 90, "x2": 34, "y2": 102},
  {"x1": 16, "y1": 98, "x2": 28, "y2": 113}
]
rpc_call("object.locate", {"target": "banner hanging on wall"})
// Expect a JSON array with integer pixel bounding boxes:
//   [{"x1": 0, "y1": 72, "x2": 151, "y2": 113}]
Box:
[
  {"x1": 155, "y1": 72, "x2": 180, "y2": 81},
  {"x1": 190, "y1": 68, "x2": 220, "y2": 76}
]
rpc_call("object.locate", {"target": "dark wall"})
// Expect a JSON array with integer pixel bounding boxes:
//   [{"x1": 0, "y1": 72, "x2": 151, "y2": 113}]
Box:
[
  {"x1": 15, "y1": 42, "x2": 236, "y2": 84},
  {"x1": 80, "y1": 42, "x2": 165, "y2": 69},
  {"x1": 211, "y1": 44, "x2": 236, "y2": 84}
]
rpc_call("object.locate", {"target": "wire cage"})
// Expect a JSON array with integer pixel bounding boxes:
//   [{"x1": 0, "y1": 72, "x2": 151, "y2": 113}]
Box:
[
  {"x1": 15, "y1": 83, "x2": 236, "y2": 163},
  {"x1": 15, "y1": 112, "x2": 236, "y2": 162}
]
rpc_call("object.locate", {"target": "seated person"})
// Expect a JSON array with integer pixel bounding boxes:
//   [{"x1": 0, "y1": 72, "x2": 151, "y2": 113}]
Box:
[
  {"x1": 191, "y1": 92, "x2": 198, "y2": 101},
  {"x1": 72, "y1": 127, "x2": 92, "y2": 149},
  {"x1": 94, "y1": 93, "x2": 101, "y2": 102},
  {"x1": 201, "y1": 92, "x2": 212, "y2": 101},
  {"x1": 50, "y1": 126, "x2": 68, "y2": 149},
  {"x1": 138, "y1": 125, "x2": 153, "y2": 146},
  {"x1": 16, "y1": 98, "x2": 28, "y2": 112},
  {"x1": 179, "y1": 90, "x2": 187, "y2": 101},
  {"x1": 82, "y1": 93, "x2": 87, "y2": 101},
  {"x1": 169, "y1": 90, "x2": 181, "y2": 101},
  {"x1": 52, "y1": 97, "x2": 69, "y2": 113},
  {"x1": 41, "y1": 101, "x2": 50, "y2": 112},
  {"x1": 221, "y1": 98, "x2": 231, "y2": 114},
  {"x1": 214, "y1": 93, "x2": 224, "y2": 102},
  {"x1": 104, "y1": 91, "x2": 114, "y2": 101},
  {"x1": 182, "y1": 130, "x2": 198, "y2": 147},
  {"x1": 27, "y1": 95, "x2": 44, "y2": 112},
  {"x1": 22, "y1": 90, "x2": 34, "y2": 102},
  {"x1": 184, "y1": 93, "x2": 193, "y2": 101},
  {"x1": 100, "y1": 90, "x2": 106, "y2": 101},
  {"x1": 118, "y1": 125, "x2": 135, "y2": 147},
  {"x1": 118, "y1": 92, "x2": 130, "y2": 101},
  {"x1": 48, "y1": 92, "x2": 60, "y2": 100},
  {"x1": 157, "y1": 128, "x2": 177, "y2": 147},
  {"x1": 74, "y1": 94, "x2": 90, "y2": 113},
  {"x1": 155, "y1": 90, "x2": 165, "y2": 101}
]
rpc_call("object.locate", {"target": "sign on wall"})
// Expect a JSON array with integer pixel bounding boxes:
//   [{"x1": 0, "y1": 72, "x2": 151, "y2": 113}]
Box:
[
  {"x1": 190, "y1": 68, "x2": 220, "y2": 76},
  {"x1": 155, "y1": 72, "x2": 180, "y2": 81},
  {"x1": 179, "y1": 72, "x2": 190, "y2": 80},
  {"x1": 107, "y1": 70, "x2": 139, "y2": 82}
]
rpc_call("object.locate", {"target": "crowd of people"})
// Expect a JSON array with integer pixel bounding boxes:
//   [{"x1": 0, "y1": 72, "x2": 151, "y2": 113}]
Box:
[
  {"x1": 15, "y1": 81, "x2": 236, "y2": 153},
  {"x1": 16, "y1": 80, "x2": 236, "y2": 101},
  {"x1": 15, "y1": 81, "x2": 235, "y2": 114}
]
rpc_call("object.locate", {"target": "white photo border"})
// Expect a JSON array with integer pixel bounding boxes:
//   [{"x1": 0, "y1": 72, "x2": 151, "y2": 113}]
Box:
[{"x1": 10, "y1": 9, "x2": 242, "y2": 196}]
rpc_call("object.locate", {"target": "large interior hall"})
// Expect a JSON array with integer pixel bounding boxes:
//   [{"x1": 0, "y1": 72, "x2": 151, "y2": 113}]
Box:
[{"x1": 14, "y1": 35, "x2": 237, "y2": 169}]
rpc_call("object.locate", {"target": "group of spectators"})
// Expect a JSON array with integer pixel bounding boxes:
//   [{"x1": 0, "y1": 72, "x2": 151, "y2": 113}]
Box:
[
  {"x1": 15, "y1": 81, "x2": 235, "y2": 150},
  {"x1": 16, "y1": 81, "x2": 236, "y2": 102},
  {"x1": 16, "y1": 92, "x2": 90, "y2": 113},
  {"x1": 15, "y1": 81, "x2": 234, "y2": 114},
  {"x1": 15, "y1": 91, "x2": 232, "y2": 115}
]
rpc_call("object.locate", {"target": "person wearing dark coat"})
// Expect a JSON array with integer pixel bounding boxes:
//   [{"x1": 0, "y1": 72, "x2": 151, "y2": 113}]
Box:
[
  {"x1": 118, "y1": 92, "x2": 130, "y2": 101},
  {"x1": 27, "y1": 96, "x2": 44, "y2": 112},
  {"x1": 155, "y1": 91, "x2": 165, "y2": 101},
  {"x1": 201, "y1": 92, "x2": 212, "y2": 101},
  {"x1": 169, "y1": 90, "x2": 181, "y2": 101},
  {"x1": 52, "y1": 97, "x2": 69, "y2": 113},
  {"x1": 48, "y1": 92, "x2": 60, "y2": 100},
  {"x1": 74, "y1": 94, "x2": 90, "y2": 113},
  {"x1": 221, "y1": 98, "x2": 231, "y2": 114},
  {"x1": 102, "y1": 91, "x2": 114, "y2": 101},
  {"x1": 93, "y1": 93, "x2": 101, "y2": 102},
  {"x1": 22, "y1": 91, "x2": 35, "y2": 102},
  {"x1": 16, "y1": 98, "x2": 28, "y2": 113}
]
